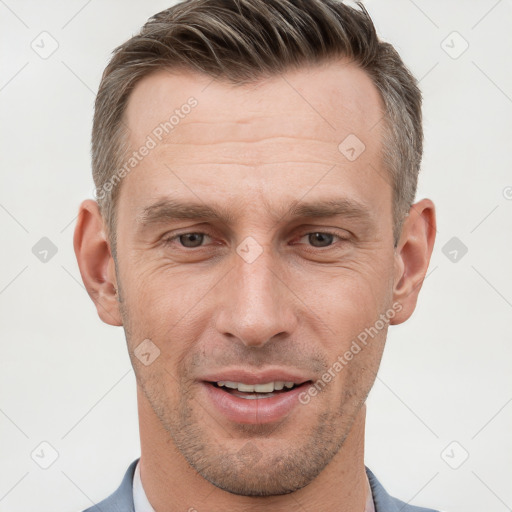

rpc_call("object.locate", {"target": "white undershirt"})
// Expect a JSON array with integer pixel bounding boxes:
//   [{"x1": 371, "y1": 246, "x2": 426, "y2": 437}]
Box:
[
  {"x1": 133, "y1": 459, "x2": 375, "y2": 512},
  {"x1": 133, "y1": 460, "x2": 156, "y2": 512}
]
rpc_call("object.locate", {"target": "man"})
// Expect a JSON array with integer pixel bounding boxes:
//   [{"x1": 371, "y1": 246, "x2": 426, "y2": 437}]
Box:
[{"x1": 73, "y1": 0, "x2": 438, "y2": 510}]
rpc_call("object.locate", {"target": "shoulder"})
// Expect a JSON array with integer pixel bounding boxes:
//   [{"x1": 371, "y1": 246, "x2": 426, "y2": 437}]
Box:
[
  {"x1": 82, "y1": 458, "x2": 139, "y2": 512},
  {"x1": 366, "y1": 467, "x2": 442, "y2": 512}
]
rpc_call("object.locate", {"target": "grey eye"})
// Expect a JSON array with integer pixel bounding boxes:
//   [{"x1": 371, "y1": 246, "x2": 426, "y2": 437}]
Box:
[
  {"x1": 308, "y1": 232, "x2": 334, "y2": 247},
  {"x1": 179, "y1": 233, "x2": 205, "y2": 247}
]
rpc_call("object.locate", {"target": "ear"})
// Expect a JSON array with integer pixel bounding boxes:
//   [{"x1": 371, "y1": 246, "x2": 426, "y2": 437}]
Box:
[
  {"x1": 390, "y1": 198, "x2": 436, "y2": 325},
  {"x1": 73, "y1": 199, "x2": 123, "y2": 326}
]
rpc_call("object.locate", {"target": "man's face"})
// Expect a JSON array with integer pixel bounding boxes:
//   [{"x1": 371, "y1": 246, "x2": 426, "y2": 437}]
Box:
[{"x1": 115, "y1": 62, "x2": 397, "y2": 495}]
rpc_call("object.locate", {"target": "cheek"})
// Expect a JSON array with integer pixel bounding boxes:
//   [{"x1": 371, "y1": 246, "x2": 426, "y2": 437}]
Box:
[
  {"x1": 323, "y1": 317, "x2": 388, "y2": 409},
  {"x1": 120, "y1": 267, "x2": 219, "y2": 379},
  {"x1": 298, "y1": 264, "x2": 393, "y2": 340},
  {"x1": 121, "y1": 261, "x2": 214, "y2": 330}
]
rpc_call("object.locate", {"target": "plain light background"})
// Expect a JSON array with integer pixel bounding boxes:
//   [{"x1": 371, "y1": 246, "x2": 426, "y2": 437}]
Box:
[{"x1": 1, "y1": 1, "x2": 511, "y2": 511}]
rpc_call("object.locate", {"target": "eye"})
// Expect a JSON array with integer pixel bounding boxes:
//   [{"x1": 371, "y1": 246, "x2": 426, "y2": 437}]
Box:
[
  {"x1": 164, "y1": 232, "x2": 212, "y2": 248},
  {"x1": 305, "y1": 232, "x2": 336, "y2": 247},
  {"x1": 296, "y1": 231, "x2": 343, "y2": 248}
]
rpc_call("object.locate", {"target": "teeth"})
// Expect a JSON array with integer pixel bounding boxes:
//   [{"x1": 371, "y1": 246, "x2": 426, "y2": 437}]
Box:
[
  {"x1": 254, "y1": 382, "x2": 275, "y2": 393},
  {"x1": 237, "y1": 382, "x2": 257, "y2": 392},
  {"x1": 216, "y1": 381, "x2": 297, "y2": 392}
]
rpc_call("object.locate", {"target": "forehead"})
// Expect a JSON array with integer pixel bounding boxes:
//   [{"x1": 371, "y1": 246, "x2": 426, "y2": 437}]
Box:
[
  {"x1": 119, "y1": 61, "x2": 390, "y2": 222},
  {"x1": 125, "y1": 61, "x2": 384, "y2": 149}
]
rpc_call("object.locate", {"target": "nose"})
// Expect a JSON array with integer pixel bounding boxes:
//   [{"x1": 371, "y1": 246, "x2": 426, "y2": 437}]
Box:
[{"x1": 214, "y1": 244, "x2": 298, "y2": 348}]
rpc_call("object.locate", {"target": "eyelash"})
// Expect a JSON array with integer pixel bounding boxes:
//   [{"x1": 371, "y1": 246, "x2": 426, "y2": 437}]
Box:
[{"x1": 162, "y1": 230, "x2": 348, "y2": 249}]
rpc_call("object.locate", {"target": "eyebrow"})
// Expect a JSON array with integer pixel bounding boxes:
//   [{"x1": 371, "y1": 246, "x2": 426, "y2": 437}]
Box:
[
  {"x1": 137, "y1": 198, "x2": 237, "y2": 228},
  {"x1": 286, "y1": 198, "x2": 373, "y2": 223},
  {"x1": 136, "y1": 196, "x2": 374, "y2": 230}
]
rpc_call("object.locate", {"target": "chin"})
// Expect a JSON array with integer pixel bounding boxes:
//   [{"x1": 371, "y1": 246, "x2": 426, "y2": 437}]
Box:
[{"x1": 199, "y1": 465, "x2": 311, "y2": 497}]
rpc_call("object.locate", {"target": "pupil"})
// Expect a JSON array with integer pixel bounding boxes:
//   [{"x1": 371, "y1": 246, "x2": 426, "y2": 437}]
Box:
[
  {"x1": 309, "y1": 232, "x2": 333, "y2": 247},
  {"x1": 180, "y1": 233, "x2": 204, "y2": 247}
]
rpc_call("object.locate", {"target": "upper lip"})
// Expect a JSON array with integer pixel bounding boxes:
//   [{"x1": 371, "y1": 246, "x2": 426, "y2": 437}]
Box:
[{"x1": 200, "y1": 368, "x2": 313, "y2": 385}]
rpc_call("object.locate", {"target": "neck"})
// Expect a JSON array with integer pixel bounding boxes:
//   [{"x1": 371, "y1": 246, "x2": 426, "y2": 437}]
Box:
[{"x1": 138, "y1": 386, "x2": 368, "y2": 512}]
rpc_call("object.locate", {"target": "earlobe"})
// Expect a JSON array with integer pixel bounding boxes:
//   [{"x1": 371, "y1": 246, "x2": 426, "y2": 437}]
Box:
[
  {"x1": 390, "y1": 198, "x2": 436, "y2": 325},
  {"x1": 73, "y1": 199, "x2": 123, "y2": 326}
]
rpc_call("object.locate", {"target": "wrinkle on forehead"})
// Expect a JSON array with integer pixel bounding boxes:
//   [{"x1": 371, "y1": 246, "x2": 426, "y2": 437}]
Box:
[{"x1": 124, "y1": 60, "x2": 385, "y2": 154}]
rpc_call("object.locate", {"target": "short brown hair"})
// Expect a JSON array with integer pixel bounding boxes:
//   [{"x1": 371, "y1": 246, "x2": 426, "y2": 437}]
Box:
[{"x1": 92, "y1": 0, "x2": 422, "y2": 256}]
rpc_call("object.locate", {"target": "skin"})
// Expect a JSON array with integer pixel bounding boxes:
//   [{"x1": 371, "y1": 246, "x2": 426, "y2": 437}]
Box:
[{"x1": 74, "y1": 60, "x2": 436, "y2": 511}]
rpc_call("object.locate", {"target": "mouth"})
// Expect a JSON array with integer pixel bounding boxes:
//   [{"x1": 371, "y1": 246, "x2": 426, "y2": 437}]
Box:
[
  {"x1": 208, "y1": 380, "x2": 307, "y2": 400},
  {"x1": 200, "y1": 376, "x2": 313, "y2": 424}
]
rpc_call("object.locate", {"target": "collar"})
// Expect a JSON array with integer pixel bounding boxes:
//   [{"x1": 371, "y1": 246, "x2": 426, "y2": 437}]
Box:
[{"x1": 133, "y1": 459, "x2": 156, "y2": 512}]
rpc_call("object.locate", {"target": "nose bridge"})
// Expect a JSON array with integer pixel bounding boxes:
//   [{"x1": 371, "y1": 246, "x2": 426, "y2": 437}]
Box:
[{"x1": 216, "y1": 243, "x2": 297, "y2": 347}]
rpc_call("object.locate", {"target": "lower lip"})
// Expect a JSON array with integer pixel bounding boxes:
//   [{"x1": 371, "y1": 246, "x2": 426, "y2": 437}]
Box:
[{"x1": 201, "y1": 382, "x2": 310, "y2": 425}]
